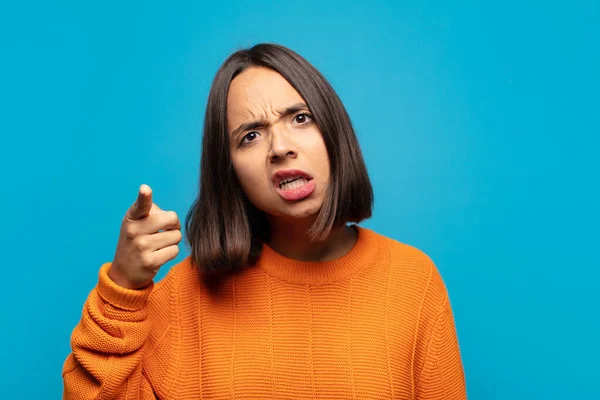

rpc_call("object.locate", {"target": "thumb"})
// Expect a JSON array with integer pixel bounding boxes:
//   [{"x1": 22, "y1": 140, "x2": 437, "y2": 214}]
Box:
[{"x1": 127, "y1": 184, "x2": 154, "y2": 220}]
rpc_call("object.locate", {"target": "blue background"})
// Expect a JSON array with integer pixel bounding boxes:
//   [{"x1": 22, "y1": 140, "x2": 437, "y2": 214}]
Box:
[{"x1": 1, "y1": 1, "x2": 598, "y2": 398}]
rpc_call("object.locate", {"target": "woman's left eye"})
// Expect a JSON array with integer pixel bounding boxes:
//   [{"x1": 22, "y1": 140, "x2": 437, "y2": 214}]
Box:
[{"x1": 293, "y1": 113, "x2": 313, "y2": 125}]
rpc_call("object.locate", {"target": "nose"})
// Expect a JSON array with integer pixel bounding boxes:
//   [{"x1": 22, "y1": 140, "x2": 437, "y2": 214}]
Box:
[{"x1": 268, "y1": 126, "x2": 297, "y2": 162}]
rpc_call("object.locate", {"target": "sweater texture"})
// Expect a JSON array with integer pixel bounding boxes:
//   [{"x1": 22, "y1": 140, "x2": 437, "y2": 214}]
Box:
[{"x1": 63, "y1": 225, "x2": 466, "y2": 399}]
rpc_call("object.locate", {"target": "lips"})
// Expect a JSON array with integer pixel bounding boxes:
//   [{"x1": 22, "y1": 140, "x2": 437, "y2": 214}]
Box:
[{"x1": 272, "y1": 169, "x2": 313, "y2": 188}]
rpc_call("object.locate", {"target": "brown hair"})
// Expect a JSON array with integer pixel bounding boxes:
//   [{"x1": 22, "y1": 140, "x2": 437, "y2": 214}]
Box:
[{"x1": 184, "y1": 43, "x2": 373, "y2": 278}]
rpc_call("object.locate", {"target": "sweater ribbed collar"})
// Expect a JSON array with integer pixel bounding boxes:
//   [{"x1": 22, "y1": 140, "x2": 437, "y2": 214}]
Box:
[{"x1": 257, "y1": 225, "x2": 380, "y2": 285}]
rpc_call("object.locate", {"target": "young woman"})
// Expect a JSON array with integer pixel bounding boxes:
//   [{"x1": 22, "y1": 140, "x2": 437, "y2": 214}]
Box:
[{"x1": 63, "y1": 43, "x2": 466, "y2": 399}]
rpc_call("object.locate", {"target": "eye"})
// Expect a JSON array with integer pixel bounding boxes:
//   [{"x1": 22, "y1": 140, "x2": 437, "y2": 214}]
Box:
[
  {"x1": 293, "y1": 113, "x2": 313, "y2": 125},
  {"x1": 240, "y1": 131, "x2": 260, "y2": 145}
]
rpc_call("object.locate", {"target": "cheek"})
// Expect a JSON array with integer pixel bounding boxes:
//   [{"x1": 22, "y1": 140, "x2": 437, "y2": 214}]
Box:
[
  {"x1": 311, "y1": 138, "x2": 331, "y2": 178},
  {"x1": 232, "y1": 157, "x2": 267, "y2": 196}
]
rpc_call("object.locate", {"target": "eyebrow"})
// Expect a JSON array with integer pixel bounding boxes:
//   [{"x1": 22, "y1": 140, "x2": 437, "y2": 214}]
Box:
[{"x1": 230, "y1": 102, "x2": 310, "y2": 139}]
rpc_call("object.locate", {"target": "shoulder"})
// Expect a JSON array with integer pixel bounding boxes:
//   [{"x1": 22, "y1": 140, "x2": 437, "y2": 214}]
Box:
[
  {"x1": 155, "y1": 255, "x2": 196, "y2": 287},
  {"x1": 366, "y1": 227, "x2": 448, "y2": 307},
  {"x1": 148, "y1": 255, "x2": 199, "y2": 306},
  {"x1": 366, "y1": 228, "x2": 453, "y2": 354}
]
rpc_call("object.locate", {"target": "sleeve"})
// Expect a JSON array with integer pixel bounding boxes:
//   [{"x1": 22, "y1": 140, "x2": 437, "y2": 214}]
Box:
[
  {"x1": 62, "y1": 262, "x2": 157, "y2": 400},
  {"x1": 415, "y1": 294, "x2": 467, "y2": 399}
]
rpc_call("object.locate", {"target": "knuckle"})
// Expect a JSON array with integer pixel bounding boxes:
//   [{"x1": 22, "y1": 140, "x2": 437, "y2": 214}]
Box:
[
  {"x1": 134, "y1": 237, "x2": 147, "y2": 251},
  {"x1": 139, "y1": 252, "x2": 154, "y2": 268},
  {"x1": 123, "y1": 224, "x2": 137, "y2": 239},
  {"x1": 170, "y1": 211, "x2": 180, "y2": 223}
]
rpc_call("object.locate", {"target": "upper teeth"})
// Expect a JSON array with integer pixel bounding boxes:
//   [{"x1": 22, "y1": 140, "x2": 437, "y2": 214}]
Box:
[{"x1": 280, "y1": 177, "x2": 301, "y2": 186}]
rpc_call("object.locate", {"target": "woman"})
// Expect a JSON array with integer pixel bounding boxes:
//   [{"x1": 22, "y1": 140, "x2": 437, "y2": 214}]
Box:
[{"x1": 63, "y1": 43, "x2": 466, "y2": 399}]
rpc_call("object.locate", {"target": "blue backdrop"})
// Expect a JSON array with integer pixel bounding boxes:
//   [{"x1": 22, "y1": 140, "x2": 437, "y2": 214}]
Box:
[{"x1": 1, "y1": 1, "x2": 598, "y2": 398}]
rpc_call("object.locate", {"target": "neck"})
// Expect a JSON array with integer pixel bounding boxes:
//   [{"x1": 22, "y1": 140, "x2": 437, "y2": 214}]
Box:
[{"x1": 266, "y1": 216, "x2": 357, "y2": 262}]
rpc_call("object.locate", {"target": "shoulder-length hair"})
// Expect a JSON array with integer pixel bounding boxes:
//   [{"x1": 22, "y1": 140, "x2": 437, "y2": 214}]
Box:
[{"x1": 185, "y1": 43, "x2": 373, "y2": 277}]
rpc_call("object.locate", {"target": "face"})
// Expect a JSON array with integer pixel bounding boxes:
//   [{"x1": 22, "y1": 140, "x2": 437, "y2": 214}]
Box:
[{"x1": 227, "y1": 66, "x2": 330, "y2": 222}]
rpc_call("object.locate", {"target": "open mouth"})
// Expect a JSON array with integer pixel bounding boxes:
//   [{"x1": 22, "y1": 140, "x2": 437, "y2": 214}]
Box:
[
  {"x1": 274, "y1": 177, "x2": 315, "y2": 201},
  {"x1": 278, "y1": 177, "x2": 312, "y2": 190},
  {"x1": 271, "y1": 169, "x2": 315, "y2": 201}
]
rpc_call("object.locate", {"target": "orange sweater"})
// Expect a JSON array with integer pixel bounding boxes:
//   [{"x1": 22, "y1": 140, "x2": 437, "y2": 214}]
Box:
[{"x1": 63, "y1": 226, "x2": 466, "y2": 399}]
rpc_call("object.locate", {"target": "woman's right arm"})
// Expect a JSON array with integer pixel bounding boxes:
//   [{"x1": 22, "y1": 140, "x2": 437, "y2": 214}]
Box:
[
  {"x1": 63, "y1": 184, "x2": 182, "y2": 399},
  {"x1": 62, "y1": 263, "x2": 156, "y2": 400}
]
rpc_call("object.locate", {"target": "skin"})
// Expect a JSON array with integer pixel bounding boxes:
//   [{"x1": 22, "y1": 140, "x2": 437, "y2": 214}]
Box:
[
  {"x1": 227, "y1": 66, "x2": 356, "y2": 262},
  {"x1": 108, "y1": 184, "x2": 182, "y2": 289}
]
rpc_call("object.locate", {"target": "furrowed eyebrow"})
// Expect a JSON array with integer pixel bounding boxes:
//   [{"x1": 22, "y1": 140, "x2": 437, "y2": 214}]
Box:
[
  {"x1": 276, "y1": 102, "x2": 310, "y2": 117},
  {"x1": 230, "y1": 102, "x2": 310, "y2": 139}
]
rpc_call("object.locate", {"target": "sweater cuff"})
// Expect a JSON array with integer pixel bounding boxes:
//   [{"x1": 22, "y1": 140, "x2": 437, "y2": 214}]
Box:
[{"x1": 97, "y1": 262, "x2": 154, "y2": 311}]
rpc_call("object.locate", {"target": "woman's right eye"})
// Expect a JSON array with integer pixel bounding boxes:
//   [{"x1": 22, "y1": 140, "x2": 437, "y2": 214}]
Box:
[{"x1": 241, "y1": 131, "x2": 260, "y2": 145}]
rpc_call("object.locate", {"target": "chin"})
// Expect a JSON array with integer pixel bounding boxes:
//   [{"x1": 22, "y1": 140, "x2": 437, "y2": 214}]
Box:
[
  {"x1": 288, "y1": 199, "x2": 324, "y2": 218},
  {"x1": 264, "y1": 198, "x2": 323, "y2": 221}
]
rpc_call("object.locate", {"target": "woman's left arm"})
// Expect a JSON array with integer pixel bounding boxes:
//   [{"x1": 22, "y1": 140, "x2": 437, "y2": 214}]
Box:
[{"x1": 415, "y1": 294, "x2": 467, "y2": 399}]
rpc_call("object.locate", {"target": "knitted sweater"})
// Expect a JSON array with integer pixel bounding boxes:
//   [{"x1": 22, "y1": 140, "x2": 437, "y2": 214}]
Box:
[{"x1": 63, "y1": 226, "x2": 466, "y2": 399}]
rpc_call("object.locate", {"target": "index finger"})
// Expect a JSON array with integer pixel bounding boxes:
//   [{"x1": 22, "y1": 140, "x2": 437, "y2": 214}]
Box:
[{"x1": 127, "y1": 184, "x2": 153, "y2": 220}]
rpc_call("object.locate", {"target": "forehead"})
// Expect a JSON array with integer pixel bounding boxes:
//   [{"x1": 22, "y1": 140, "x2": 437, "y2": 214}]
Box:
[{"x1": 227, "y1": 67, "x2": 304, "y2": 118}]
